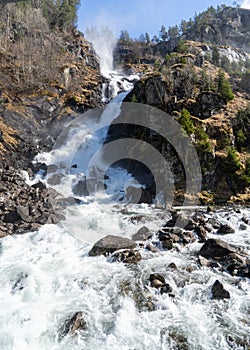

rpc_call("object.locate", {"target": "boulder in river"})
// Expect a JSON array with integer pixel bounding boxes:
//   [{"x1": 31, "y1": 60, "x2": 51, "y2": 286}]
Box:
[
  {"x1": 217, "y1": 224, "x2": 235, "y2": 234},
  {"x1": 199, "y1": 238, "x2": 238, "y2": 258},
  {"x1": 88, "y1": 235, "x2": 136, "y2": 256},
  {"x1": 132, "y1": 226, "x2": 152, "y2": 241},
  {"x1": 211, "y1": 280, "x2": 230, "y2": 299},
  {"x1": 194, "y1": 225, "x2": 207, "y2": 242}
]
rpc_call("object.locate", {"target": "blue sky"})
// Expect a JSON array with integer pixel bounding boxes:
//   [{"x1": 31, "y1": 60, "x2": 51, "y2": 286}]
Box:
[{"x1": 77, "y1": 0, "x2": 249, "y2": 39}]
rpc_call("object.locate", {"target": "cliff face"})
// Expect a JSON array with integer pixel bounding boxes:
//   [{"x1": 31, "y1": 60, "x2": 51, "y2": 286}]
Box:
[
  {"x1": 123, "y1": 39, "x2": 250, "y2": 203},
  {"x1": 154, "y1": 7, "x2": 250, "y2": 56},
  {"x1": 186, "y1": 7, "x2": 250, "y2": 53}
]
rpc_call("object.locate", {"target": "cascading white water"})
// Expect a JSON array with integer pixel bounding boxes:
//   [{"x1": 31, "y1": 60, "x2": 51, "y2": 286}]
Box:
[
  {"x1": 0, "y1": 50, "x2": 249, "y2": 350},
  {"x1": 85, "y1": 27, "x2": 116, "y2": 76},
  {"x1": 0, "y1": 209, "x2": 249, "y2": 349}
]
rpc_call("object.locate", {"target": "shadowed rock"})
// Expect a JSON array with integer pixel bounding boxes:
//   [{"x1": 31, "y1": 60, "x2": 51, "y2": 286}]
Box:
[
  {"x1": 211, "y1": 280, "x2": 230, "y2": 299},
  {"x1": 132, "y1": 226, "x2": 152, "y2": 241},
  {"x1": 199, "y1": 238, "x2": 238, "y2": 258},
  {"x1": 217, "y1": 224, "x2": 235, "y2": 235},
  {"x1": 88, "y1": 235, "x2": 137, "y2": 256}
]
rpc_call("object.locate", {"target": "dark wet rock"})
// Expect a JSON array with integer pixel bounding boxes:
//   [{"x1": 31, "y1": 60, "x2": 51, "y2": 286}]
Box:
[
  {"x1": 239, "y1": 223, "x2": 247, "y2": 231},
  {"x1": 199, "y1": 238, "x2": 238, "y2": 258},
  {"x1": 4, "y1": 210, "x2": 21, "y2": 224},
  {"x1": 31, "y1": 181, "x2": 46, "y2": 191},
  {"x1": 167, "y1": 328, "x2": 189, "y2": 350},
  {"x1": 162, "y1": 239, "x2": 174, "y2": 250},
  {"x1": 129, "y1": 215, "x2": 149, "y2": 224},
  {"x1": 60, "y1": 311, "x2": 87, "y2": 337},
  {"x1": 220, "y1": 253, "x2": 246, "y2": 267},
  {"x1": 237, "y1": 264, "x2": 250, "y2": 278},
  {"x1": 132, "y1": 226, "x2": 152, "y2": 241},
  {"x1": 72, "y1": 178, "x2": 88, "y2": 197},
  {"x1": 160, "y1": 283, "x2": 173, "y2": 294},
  {"x1": 211, "y1": 280, "x2": 230, "y2": 299},
  {"x1": 207, "y1": 206, "x2": 214, "y2": 213},
  {"x1": 125, "y1": 186, "x2": 153, "y2": 204},
  {"x1": 203, "y1": 223, "x2": 213, "y2": 232},
  {"x1": 31, "y1": 162, "x2": 48, "y2": 175},
  {"x1": 111, "y1": 249, "x2": 142, "y2": 264},
  {"x1": 88, "y1": 235, "x2": 137, "y2": 256},
  {"x1": 194, "y1": 226, "x2": 207, "y2": 242},
  {"x1": 149, "y1": 273, "x2": 167, "y2": 289},
  {"x1": 192, "y1": 212, "x2": 206, "y2": 225},
  {"x1": 183, "y1": 231, "x2": 196, "y2": 244},
  {"x1": 207, "y1": 218, "x2": 221, "y2": 229},
  {"x1": 217, "y1": 224, "x2": 235, "y2": 235},
  {"x1": 241, "y1": 215, "x2": 249, "y2": 225},
  {"x1": 167, "y1": 262, "x2": 178, "y2": 270},
  {"x1": 165, "y1": 211, "x2": 196, "y2": 230}
]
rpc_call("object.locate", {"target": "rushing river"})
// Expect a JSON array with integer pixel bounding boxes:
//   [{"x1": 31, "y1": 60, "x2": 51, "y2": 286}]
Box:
[{"x1": 0, "y1": 72, "x2": 249, "y2": 350}]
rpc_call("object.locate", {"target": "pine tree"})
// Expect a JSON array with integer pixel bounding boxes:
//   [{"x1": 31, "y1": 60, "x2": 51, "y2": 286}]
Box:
[
  {"x1": 168, "y1": 25, "x2": 180, "y2": 40},
  {"x1": 159, "y1": 25, "x2": 168, "y2": 41},
  {"x1": 216, "y1": 69, "x2": 234, "y2": 102},
  {"x1": 212, "y1": 46, "x2": 220, "y2": 66},
  {"x1": 119, "y1": 30, "x2": 130, "y2": 43},
  {"x1": 145, "y1": 32, "x2": 151, "y2": 45},
  {"x1": 178, "y1": 108, "x2": 195, "y2": 135}
]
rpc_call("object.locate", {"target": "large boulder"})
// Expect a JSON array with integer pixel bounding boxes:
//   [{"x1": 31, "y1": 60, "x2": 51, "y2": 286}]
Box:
[
  {"x1": 199, "y1": 238, "x2": 238, "y2": 258},
  {"x1": 132, "y1": 226, "x2": 152, "y2": 241},
  {"x1": 88, "y1": 235, "x2": 137, "y2": 256},
  {"x1": 217, "y1": 224, "x2": 235, "y2": 235},
  {"x1": 211, "y1": 280, "x2": 230, "y2": 299}
]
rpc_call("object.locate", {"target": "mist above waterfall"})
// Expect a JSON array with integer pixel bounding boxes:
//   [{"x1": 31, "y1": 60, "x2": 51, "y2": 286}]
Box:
[{"x1": 85, "y1": 27, "x2": 116, "y2": 75}]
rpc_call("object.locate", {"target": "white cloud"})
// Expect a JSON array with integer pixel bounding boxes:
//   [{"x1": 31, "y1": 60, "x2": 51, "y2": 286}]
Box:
[{"x1": 241, "y1": 0, "x2": 250, "y2": 9}]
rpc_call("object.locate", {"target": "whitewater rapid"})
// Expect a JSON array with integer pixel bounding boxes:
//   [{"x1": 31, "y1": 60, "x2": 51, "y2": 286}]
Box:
[
  {"x1": 0, "y1": 72, "x2": 249, "y2": 350},
  {"x1": 0, "y1": 209, "x2": 249, "y2": 350}
]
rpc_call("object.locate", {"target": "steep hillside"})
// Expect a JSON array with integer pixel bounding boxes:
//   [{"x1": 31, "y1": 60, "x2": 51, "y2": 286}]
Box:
[
  {"x1": 122, "y1": 38, "x2": 250, "y2": 204},
  {"x1": 0, "y1": 2, "x2": 103, "y2": 169}
]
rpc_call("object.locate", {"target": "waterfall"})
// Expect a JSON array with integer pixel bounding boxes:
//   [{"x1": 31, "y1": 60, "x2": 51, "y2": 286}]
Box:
[
  {"x1": 85, "y1": 27, "x2": 116, "y2": 75},
  {"x1": 0, "y1": 39, "x2": 249, "y2": 350}
]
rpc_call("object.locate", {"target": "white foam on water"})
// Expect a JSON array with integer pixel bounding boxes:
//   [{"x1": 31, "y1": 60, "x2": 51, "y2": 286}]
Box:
[{"x1": 0, "y1": 212, "x2": 249, "y2": 349}]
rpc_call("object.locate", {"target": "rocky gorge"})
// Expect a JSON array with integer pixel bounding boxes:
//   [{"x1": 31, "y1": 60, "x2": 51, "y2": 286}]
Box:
[{"x1": 0, "y1": 2, "x2": 250, "y2": 349}]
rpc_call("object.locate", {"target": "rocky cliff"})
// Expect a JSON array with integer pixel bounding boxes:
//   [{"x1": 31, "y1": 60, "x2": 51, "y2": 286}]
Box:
[
  {"x1": 154, "y1": 7, "x2": 250, "y2": 56},
  {"x1": 122, "y1": 38, "x2": 250, "y2": 204}
]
